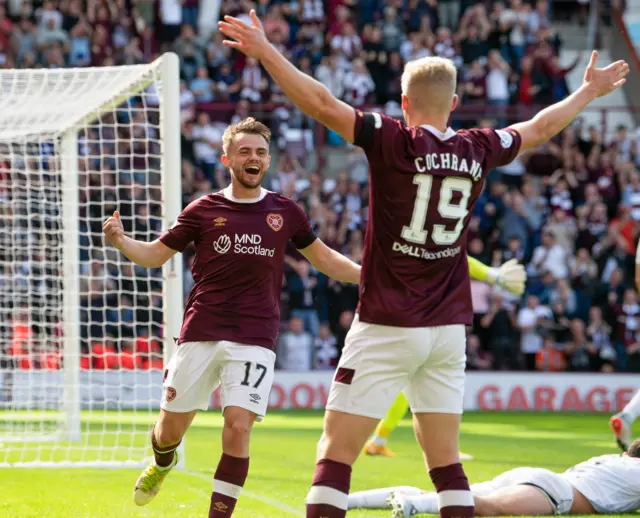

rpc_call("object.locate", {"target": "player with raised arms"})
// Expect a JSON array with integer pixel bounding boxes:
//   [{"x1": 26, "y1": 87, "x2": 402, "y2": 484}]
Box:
[
  {"x1": 102, "y1": 117, "x2": 366, "y2": 517},
  {"x1": 219, "y1": 10, "x2": 628, "y2": 518},
  {"x1": 349, "y1": 438, "x2": 640, "y2": 516},
  {"x1": 103, "y1": 116, "x2": 525, "y2": 516}
]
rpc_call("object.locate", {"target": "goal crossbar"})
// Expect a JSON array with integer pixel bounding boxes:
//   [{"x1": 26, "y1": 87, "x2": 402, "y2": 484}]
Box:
[{"x1": 0, "y1": 59, "x2": 163, "y2": 140}]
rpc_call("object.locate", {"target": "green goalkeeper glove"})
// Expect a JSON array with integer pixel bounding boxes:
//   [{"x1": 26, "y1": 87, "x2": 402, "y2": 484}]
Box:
[{"x1": 487, "y1": 259, "x2": 527, "y2": 295}]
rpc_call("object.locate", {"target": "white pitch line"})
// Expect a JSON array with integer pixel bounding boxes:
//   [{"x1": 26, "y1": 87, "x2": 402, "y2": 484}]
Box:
[{"x1": 182, "y1": 469, "x2": 305, "y2": 517}]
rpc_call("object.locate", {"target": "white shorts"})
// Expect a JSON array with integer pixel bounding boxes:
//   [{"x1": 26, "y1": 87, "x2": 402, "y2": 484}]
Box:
[
  {"x1": 473, "y1": 467, "x2": 574, "y2": 515},
  {"x1": 326, "y1": 315, "x2": 466, "y2": 419},
  {"x1": 161, "y1": 341, "x2": 276, "y2": 420}
]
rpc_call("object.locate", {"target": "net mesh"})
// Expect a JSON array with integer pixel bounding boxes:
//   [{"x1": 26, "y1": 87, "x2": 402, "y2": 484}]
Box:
[{"x1": 0, "y1": 60, "x2": 172, "y2": 467}]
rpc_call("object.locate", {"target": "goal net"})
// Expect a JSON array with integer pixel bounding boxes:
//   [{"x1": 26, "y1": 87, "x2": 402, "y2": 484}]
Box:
[{"x1": 0, "y1": 54, "x2": 183, "y2": 467}]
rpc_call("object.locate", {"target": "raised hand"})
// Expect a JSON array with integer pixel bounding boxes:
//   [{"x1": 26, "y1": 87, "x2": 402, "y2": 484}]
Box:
[
  {"x1": 103, "y1": 210, "x2": 125, "y2": 248},
  {"x1": 583, "y1": 50, "x2": 630, "y2": 98},
  {"x1": 218, "y1": 10, "x2": 269, "y2": 60}
]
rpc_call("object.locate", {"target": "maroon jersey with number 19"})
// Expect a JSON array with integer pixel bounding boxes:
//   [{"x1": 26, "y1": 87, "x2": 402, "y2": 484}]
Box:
[
  {"x1": 159, "y1": 187, "x2": 316, "y2": 350},
  {"x1": 353, "y1": 111, "x2": 522, "y2": 327}
]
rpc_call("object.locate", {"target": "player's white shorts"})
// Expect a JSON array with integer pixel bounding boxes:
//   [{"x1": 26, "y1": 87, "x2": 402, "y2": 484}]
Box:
[
  {"x1": 326, "y1": 315, "x2": 466, "y2": 419},
  {"x1": 472, "y1": 467, "x2": 574, "y2": 515},
  {"x1": 161, "y1": 341, "x2": 276, "y2": 421}
]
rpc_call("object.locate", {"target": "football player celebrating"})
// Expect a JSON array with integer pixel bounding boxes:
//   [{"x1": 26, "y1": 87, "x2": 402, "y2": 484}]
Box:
[
  {"x1": 349, "y1": 439, "x2": 640, "y2": 517},
  {"x1": 219, "y1": 11, "x2": 628, "y2": 518},
  {"x1": 103, "y1": 118, "x2": 363, "y2": 517}
]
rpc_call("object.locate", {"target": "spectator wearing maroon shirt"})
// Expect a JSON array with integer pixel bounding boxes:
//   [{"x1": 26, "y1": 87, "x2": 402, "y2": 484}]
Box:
[{"x1": 103, "y1": 117, "x2": 362, "y2": 517}]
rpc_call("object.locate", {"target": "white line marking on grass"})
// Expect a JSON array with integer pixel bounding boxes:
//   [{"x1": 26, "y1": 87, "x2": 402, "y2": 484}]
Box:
[{"x1": 182, "y1": 469, "x2": 304, "y2": 517}]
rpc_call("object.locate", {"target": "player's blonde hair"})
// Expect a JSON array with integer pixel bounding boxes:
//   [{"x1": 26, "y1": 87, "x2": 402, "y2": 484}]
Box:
[
  {"x1": 401, "y1": 57, "x2": 457, "y2": 114},
  {"x1": 222, "y1": 117, "x2": 272, "y2": 155}
]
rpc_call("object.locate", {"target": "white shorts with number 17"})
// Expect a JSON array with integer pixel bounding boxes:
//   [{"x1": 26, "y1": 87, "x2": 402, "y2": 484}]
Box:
[
  {"x1": 326, "y1": 315, "x2": 466, "y2": 419},
  {"x1": 161, "y1": 341, "x2": 276, "y2": 421}
]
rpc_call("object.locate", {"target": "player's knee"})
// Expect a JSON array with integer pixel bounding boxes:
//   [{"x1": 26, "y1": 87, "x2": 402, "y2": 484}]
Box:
[
  {"x1": 154, "y1": 423, "x2": 184, "y2": 447},
  {"x1": 223, "y1": 408, "x2": 255, "y2": 439},
  {"x1": 225, "y1": 418, "x2": 253, "y2": 438},
  {"x1": 316, "y1": 433, "x2": 359, "y2": 465}
]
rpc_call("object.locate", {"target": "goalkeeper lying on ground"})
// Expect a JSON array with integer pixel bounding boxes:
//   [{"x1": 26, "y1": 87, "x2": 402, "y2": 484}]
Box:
[
  {"x1": 364, "y1": 256, "x2": 527, "y2": 460},
  {"x1": 350, "y1": 438, "x2": 640, "y2": 517}
]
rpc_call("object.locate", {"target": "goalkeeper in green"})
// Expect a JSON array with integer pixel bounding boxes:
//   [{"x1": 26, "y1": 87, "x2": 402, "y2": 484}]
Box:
[{"x1": 363, "y1": 256, "x2": 526, "y2": 459}]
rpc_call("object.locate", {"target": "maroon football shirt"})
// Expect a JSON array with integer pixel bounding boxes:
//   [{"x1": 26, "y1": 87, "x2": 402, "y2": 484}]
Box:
[
  {"x1": 353, "y1": 111, "x2": 521, "y2": 327},
  {"x1": 159, "y1": 187, "x2": 316, "y2": 350}
]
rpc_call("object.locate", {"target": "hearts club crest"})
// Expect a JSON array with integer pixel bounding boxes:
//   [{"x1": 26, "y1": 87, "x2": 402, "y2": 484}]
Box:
[{"x1": 266, "y1": 213, "x2": 283, "y2": 232}]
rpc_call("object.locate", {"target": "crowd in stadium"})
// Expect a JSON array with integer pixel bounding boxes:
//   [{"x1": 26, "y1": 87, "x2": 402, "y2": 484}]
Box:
[{"x1": 2, "y1": 0, "x2": 639, "y2": 375}]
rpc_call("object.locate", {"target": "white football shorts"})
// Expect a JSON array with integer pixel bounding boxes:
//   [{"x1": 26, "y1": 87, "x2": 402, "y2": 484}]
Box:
[
  {"x1": 161, "y1": 341, "x2": 276, "y2": 421},
  {"x1": 326, "y1": 315, "x2": 466, "y2": 419},
  {"x1": 472, "y1": 467, "x2": 574, "y2": 515}
]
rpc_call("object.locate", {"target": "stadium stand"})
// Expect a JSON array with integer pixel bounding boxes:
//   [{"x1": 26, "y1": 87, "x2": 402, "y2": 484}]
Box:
[{"x1": 0, "y1": 0, "x2": 638, "y2": 376}]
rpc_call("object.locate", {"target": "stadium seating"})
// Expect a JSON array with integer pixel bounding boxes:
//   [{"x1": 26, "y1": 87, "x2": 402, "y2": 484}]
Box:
[{"x1": 0, "y1": 0, "x2": 637, "y2": 375}]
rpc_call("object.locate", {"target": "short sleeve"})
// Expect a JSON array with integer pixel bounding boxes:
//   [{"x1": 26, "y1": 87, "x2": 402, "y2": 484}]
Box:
[
  {"x1": 159, "y1": 200, "x2": 201, "y2": 252},
  {"x1": 288, "y1": 201, "x2": 317, "y2": 250},
  {"x1": 461, "y1": 127, "x2": 522, "y2": 171},
  {"x1": 353, "y1": 110, "x2": 406, "y2": 167}
]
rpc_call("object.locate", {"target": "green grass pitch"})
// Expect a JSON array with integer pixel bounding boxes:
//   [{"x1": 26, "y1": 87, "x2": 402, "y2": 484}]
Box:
[{"x1": 0, "y1": 411, "x2": 636, "y2": 517}]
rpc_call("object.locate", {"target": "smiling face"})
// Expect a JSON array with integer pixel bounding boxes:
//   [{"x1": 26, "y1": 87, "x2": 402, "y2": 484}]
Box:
[
  {"x1": 222, "y1": 132, "x2": 271, "y2": 190},
  {"x1": 221, "y1": 117, "x2": 272, "y2": 192}
]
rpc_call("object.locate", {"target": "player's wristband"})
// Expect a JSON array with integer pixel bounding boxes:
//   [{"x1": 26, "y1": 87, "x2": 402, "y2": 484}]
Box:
[{"x1": 486, "y1": 267, "x2": 499, "y2": 285}]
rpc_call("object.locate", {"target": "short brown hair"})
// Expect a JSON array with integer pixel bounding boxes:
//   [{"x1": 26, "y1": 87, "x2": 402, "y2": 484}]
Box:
[
  {"x1": 222, "y1": 117, "x2": 271, "y2": 155},
  {"x1": 628, "y1": 438, "x2": 640, "y2": 458}
]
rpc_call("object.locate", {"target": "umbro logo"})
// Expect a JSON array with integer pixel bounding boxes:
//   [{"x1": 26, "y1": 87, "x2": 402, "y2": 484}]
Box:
[
  {"x1": 214, "y1": 501, "x2": 228, "y2": 512},
  {"x1": 214, "y1": 217, "x2": 227, "y2": 227},
  {"x1": 249, "y1": 393, "x2": 261, "y2": 403}
]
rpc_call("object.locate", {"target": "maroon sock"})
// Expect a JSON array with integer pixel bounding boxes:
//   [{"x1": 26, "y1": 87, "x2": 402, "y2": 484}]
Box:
[
  {"x1": 430, "y1": 463, "x2": 475, "y2": 518},
  {"x1": 150, "y1": 424, "x2": 181, "y2": 468},
  {"x1": 209, "y1": 453, "x2": 250, "y2": 517},
  {"x1": 306, "y1": 458, "x2": 352, "y2": 518}
]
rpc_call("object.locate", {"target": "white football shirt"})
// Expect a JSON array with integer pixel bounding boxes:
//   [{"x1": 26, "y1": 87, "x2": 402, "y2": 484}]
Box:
[{"x1": 560, "y1": 454, "x2": 640, "y2": 513}]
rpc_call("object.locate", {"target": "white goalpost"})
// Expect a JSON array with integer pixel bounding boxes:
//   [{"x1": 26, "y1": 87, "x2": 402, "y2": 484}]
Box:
[{"x1": 0, "y1": 53, "x2": 183, "y2": 467}]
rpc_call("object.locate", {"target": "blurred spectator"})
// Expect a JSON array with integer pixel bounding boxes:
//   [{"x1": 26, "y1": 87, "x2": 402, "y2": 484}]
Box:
[
  {"x1": 480, "y1": 292, "x2": 517, "y2": 370},
  {"x1": 314, "y1": 323, "x2": 338, "y2": 370},
  {"x1": 518, "y1": 295, "x2": 553, "y2": 370},
  {"x1": 529, "y1": 230, "x2": 568, "y2": 280},
  {"x1": 277, "y1": 317, "x2": 313, "y2": 371}
]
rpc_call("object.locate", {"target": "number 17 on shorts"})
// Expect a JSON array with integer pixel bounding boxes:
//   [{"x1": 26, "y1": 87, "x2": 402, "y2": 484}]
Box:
[{"x1": 161, "y1": 341, "x2": 276, "y2": 421}]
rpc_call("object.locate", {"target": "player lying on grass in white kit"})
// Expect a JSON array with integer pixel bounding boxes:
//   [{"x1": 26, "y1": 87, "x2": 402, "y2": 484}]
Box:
[
  {"x1": 349, "y1": 438, "x2": 640, "y2": 517},
  {"x1": 219, "y1": 9, "x2": 629, "y2": 518},
  {"x1": 102, "y1": 118, "x2": 365, "y2": 517}
]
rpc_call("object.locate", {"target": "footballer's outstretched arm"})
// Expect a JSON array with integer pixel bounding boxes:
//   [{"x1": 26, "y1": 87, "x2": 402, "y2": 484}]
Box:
[
  {"x1": 510, "y1": 51, "x2": 628, "y2": 151},
  {"x1": 218, "y1": 10, "x2": 356, "y2": 143},
  {"x1": 299, "y1": 239, "x2": 361, "y2": 285},
  {"x1": 103, "y1": 211, "x2": 176, "y2": 268}
]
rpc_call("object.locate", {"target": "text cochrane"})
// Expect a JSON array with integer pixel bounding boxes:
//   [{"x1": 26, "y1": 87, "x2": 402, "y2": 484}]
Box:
[{"x1": 392, "y1": 241, "x2": 461, "y2": 260}]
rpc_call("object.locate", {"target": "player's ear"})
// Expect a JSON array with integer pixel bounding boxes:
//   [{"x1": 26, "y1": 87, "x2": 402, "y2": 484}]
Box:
[
  {"x1": 450, "y1": 94, "x2": 459, "y2": 112},
  {"x1": 401, "y1": 94, "x2": 409, "y2": 112},
  {"x1": 221, "y1": 154, "x2": 230, "y2": 168}
]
